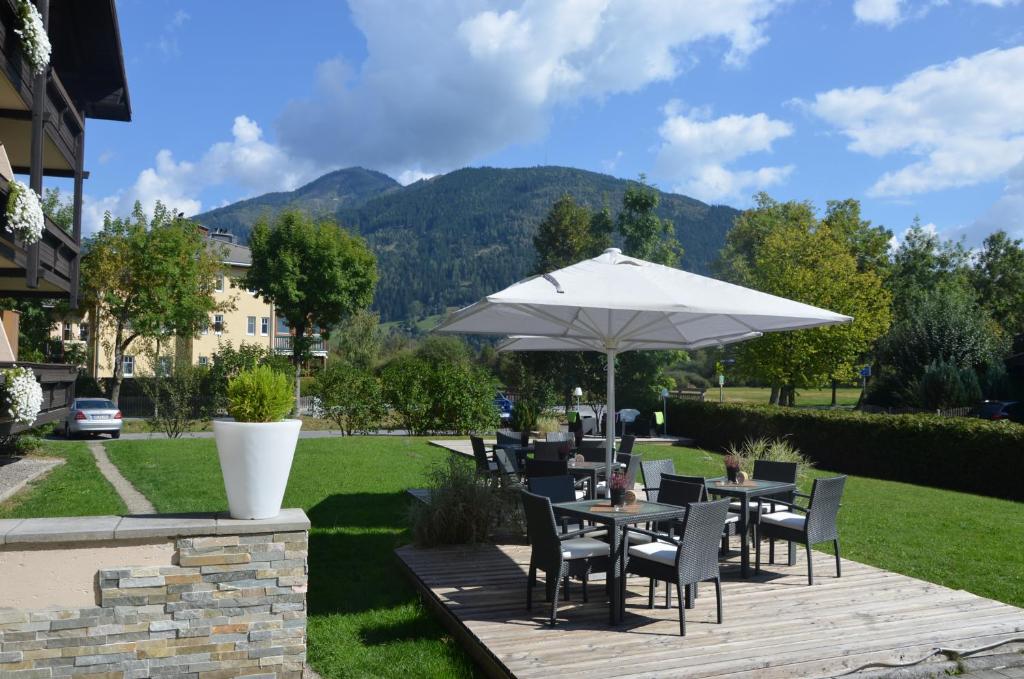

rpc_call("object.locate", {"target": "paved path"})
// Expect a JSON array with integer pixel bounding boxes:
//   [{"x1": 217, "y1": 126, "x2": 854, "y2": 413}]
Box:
[
  {"x1": 87, "y1": 441, "x2": 155, "y2": 514},
  {"x1": 0, "y1": 456, "x2": 63, "y2": 503}
]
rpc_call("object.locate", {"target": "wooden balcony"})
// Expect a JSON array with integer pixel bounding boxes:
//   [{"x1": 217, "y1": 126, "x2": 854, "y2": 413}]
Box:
[
  {"x1": 0, "y1": 174, "x2": 78, "y2": 296},
  {"x1": 273, "y1": 335, "x2": 327, "y2": 357},
  {"x1": 0, "y1": 361, "x2": 76, "y2": 434}
]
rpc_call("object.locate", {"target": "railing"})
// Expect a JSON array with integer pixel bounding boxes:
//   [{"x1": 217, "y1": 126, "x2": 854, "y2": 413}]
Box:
[
  {"x1": 859, "y1": 404, "x2": 977, "y2": 418},
  {"x1": 273, "y1": 336, "x2": 326, "y2": 355},
  {"x1": 0, "y1": 176, "x2": 79, "y2": 295},
  {"x1": 0, "y1": 361, "x2": 76, "y2": 434}
]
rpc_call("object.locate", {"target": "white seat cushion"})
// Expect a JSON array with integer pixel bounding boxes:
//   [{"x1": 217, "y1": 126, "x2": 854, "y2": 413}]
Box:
[
  {"x1": 574, "y1": 489, "x2": 587, "y2": 500},
  {"x1": 590, "y1": 529, "x2": 658, "y2": 544},
  {"x1": 761, "y1": 511, "x2": 805, "y2": 530},
  {"x1": 628, "y1": 540, "x2": 679, "y2": 567},
  {"x1": 729, "y1": 500, "x2": 789, "y2": 512},
  {"x1": 725, "y1": 512, "x2": 740, "y2": 524},
  {"x1": 562, "y1": 537, "x2": 611, "y2": 560}
]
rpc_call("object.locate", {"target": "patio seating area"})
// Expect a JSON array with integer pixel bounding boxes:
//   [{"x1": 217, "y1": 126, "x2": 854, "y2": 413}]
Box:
[{"x1": 398, "y1": 540, "x2": 1024, "y2": 678}]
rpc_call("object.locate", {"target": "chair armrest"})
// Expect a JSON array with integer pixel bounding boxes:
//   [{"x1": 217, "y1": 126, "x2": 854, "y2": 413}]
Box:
[
  {"x1": 759, "y1": 498, "x2": 807, "y2": 513},
  {"x1": 794, "y1": 492, "x2": 811, "y2": 499},
  {"x1": 625, "y1": 526, "x2": 680, "y2": 545}
]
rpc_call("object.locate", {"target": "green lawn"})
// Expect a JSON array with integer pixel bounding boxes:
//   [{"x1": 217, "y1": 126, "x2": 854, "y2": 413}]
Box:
[
  {"x1": 718, "y1": 385, "x2": 862, "y2": 407},
  {"x1": 0, "y1": 441, "x2": 127, "y2": 518},
  {"x1": 633, "y1": 443, "x2": 1024, "y2": 608},
  {"x1": 106, "y1": 437, "x2": 476, "y2": 679}
]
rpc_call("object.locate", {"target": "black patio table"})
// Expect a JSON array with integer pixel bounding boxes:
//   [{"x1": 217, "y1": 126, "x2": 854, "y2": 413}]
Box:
[
  {"x1": 565, "y1": 459, "x2": 625, "y2": 499},
  {"x1": 553, "y1": 499, "x2": 688, "y2": 625},
  {"x1": 704, "y1": 476, "x2": 797, "y2": 578}
]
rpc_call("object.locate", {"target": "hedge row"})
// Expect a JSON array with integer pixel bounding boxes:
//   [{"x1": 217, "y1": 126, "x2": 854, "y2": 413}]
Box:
[{"x1": 666, "y1": 399, "x2": 1024, "y2": 501}]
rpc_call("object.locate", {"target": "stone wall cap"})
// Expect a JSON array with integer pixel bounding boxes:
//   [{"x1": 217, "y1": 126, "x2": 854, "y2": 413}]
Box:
[{"x1": 0, "y1": 509, "x2": 310, "y2": 546}]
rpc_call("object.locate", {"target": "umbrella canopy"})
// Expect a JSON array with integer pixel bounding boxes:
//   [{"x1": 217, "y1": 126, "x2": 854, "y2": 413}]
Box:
[{"x1": 436, "y1": 248, "x2": 852, "y2": 485}]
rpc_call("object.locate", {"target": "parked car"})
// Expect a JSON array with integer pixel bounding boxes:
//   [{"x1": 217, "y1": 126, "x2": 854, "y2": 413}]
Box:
[
  {"x1": 493, "y1": 393, "x2": 513, "y2": 421},
  {"x1": 63, "y1": 398, "x2": 123, "y2": 439},
  {"x1": 978, "y1": 400, "x2": 1023, "y2": 423}
]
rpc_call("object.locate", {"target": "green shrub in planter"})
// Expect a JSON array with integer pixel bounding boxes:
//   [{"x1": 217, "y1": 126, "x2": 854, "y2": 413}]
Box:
[{"x1": 226, "y1": 365, "x2": 293, "y2": 423}]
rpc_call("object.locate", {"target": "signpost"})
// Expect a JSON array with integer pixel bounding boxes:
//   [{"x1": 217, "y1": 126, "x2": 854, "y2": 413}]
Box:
[
  {"x1": 718, "y1": 373, "x2": 725, "y2": 403},
  {"x1": 859, "y1": 365, "x2": 871, "y2": 400},
  {"x1": 660, "y1": 387, "x2": 669, "y2": 436}
]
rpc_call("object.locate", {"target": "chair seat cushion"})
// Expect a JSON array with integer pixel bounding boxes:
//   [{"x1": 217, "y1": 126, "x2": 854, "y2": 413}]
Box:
[
  {"x1": 627, "y1": 540, "x2": 678, "y2": 567},
  {"x1": 725, "y1": 512, "x2": 740, "y2": 524},
  {"x1": 761, "y1": 510, "x2": 805, "y2": 530},
  {"x1": 574, "y1": 489, "x2": 587, "y2": 500},
  {"x1": 562, "y1": 537, "x2": 611, "y2": 559},
  {"x1": 590, "y1": 529, "x2": 658, "y2": 544},
  {"x1": 729, "y1": 499, "x2": 790, "y2": 512}
]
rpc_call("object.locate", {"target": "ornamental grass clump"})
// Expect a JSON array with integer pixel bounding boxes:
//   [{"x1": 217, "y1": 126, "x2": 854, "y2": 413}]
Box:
[
  {"x1": 226, "y1": 365, "x2": 293, "y2": 423},
  {"x1": 726, "y1": 436, "x2": 815, "y2": 480},
  {"x1": 5, "y1": 179, "x2": 44, "y2": 245},
  {"x1": 1, "y1": 365, "x2": 42, "y2": 426}
]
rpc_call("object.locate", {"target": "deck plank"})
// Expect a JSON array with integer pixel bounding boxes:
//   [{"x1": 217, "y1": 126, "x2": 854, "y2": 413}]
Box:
[{"x1": 396, "y1": 542, "x2": 1024, "y2": 678}]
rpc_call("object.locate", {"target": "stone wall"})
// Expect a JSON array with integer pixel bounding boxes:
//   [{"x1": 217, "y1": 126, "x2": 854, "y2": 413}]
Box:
[{"x1": 0, "y1": 510, "x2": 309, "y2": 678}]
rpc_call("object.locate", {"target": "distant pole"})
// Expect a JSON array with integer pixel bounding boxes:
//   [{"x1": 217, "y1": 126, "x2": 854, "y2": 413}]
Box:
[
  {"x1": 660, "y1": 387, "x2": 668, "y2": 436},
  {"x1": 718, "y1": 373, "x2": 725, "y2": 403}
]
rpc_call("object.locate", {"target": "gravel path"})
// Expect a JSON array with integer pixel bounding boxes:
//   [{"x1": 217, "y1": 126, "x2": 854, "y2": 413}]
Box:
[
  {"x1": 88, "y1": 441, "x2": 155, "y2": 514},
  {"x1": 0, "y1": 456, "x2": 64, "y2": 503}
]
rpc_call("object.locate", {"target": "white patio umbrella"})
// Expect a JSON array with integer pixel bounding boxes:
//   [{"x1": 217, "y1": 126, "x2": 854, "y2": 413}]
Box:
[{"x1": 436, "y1": 248, "x2": 852, "y2": 486}]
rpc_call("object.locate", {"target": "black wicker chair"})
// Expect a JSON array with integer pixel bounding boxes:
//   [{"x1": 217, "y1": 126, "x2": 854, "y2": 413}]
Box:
[
  {"x1": 521, "y1": 490, "x2": 610, "y2": 625},
  {"x1": 730, "y1": 460, "x2": 798, "y2": 517},
  {"x1": 493, "y1": 447, "x2": 520, "y2": 478},
  {"x1": 470, "y1": 435, "x2": 497, "y2": 474},
  {"x1": 545, "y1": 431, "x2": 573, "y2": 443},
  {"x1": 618, "y1": 434, "x2": 636, "y2": 454},
  {"x1": 496, "y1": 430, "x2": 526, "y2": 448},
  {"x1": 578, "y1": 443, "x2": 607, "y2": 462},
  {"x1": 756, "y1": 475, "x2": 847, "y2": 585},
  {"x1": 662, "y1": 473, "x2": 739, "y2": 552},
  {"x1": 625, "y1": 498, "x2": 731, "y2": 635},
  {"x1": 525, "y1": 458, "x2": 568, "y2": 479},
  {"x1": 533, "y1": 441, "x2": 567, "y2": 461},
  {"x1": 640, "y1": 458, "x2": 676, "y2": 502}
]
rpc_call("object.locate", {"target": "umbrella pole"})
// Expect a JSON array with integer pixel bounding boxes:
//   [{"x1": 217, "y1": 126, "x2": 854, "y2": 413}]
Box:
[{"x1": 605, "y1": 349, "x2": 616, "y2": 499}]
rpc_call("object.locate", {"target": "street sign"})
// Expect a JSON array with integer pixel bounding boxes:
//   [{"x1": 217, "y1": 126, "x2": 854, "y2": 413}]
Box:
[
  {"x1": 718, "y1": 374, "x2": 725, "y2": 387},
  {"x1": 859, "y1": 366, "x2": 871, "y2": 378}
]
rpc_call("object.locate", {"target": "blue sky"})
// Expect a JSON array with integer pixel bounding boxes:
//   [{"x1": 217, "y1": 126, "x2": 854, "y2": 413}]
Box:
[{"x1": 80, "y1": 0, "x2": 1024, "y2": 246}]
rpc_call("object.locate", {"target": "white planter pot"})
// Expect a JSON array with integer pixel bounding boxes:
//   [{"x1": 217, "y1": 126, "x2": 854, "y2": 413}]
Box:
[{"x1": 213, "y1": 419, "x2": 302, "y2": 519}]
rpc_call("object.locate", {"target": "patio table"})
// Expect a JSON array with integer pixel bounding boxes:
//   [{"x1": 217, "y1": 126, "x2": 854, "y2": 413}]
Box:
[
  {"x1": 553, "y1": 499, "x2": 687, "y2": 625},
  {"x1": 704, "y1": 476, "x2": 796, "y2": 578},
  {"x1": 566, "y1": 460, "x2": 625, "y2": 499}
]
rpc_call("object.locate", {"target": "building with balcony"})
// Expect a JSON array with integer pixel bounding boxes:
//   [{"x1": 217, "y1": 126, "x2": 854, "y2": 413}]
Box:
[
  {"x1": 62, "y1": 229, "x2": 329, "y2": 384},
  {"x1": 0, "y1": 0, "x2": 130, "y2": 432}
]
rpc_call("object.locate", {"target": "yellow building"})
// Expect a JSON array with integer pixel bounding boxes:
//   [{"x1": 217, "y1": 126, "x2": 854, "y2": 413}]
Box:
[{"x1": 57, "y1": 229, "x2": 328, "y2": 380}]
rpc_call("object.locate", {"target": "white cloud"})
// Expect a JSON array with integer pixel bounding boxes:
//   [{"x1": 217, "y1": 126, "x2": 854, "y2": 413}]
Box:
[
  {"x1": 277, "y1": 0, "x2": 787, "y2": 177},
  {"x1": 155, "y1": 9, "x2": 190, "y2": 58},
  {"x1": 84, "y1": 116, "x2": 318, "y2": 232},
  {"x1": 965, "y1": 160, "x2": 1024, "y2": 241},
  {"x1": 396, "y1": 169, "x2": 435, "y2": 185},
  {"x1": 803, "y1": 46, "x2": 1024, "y2": 197},
  {"x1": 654, "y1": 102, "x2": 793, "y2": 202},
  {"x1": 601, "y1": 150, "x2": 624, "y2": 172},
  {"x1": 888, "y1": 220, "x2": 938, "y2": 251},
  {"x1": 853, "y1": 0, "x2": 906, "y2": 26}
]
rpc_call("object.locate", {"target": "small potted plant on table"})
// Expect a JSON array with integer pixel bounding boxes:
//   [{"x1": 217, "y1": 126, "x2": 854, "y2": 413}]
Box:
[
  {"x1": 724, "y1": 454, "x2": 742, "y2": 483},
  {"x1": 213, "y1": 365, "x2": 301, "y2": 519},
  {"x1": 609, "y1": 470, "x2": 629, "y2": 510}
]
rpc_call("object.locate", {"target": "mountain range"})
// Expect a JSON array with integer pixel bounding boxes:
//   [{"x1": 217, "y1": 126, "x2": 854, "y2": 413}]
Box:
[{"x1": 194, "y1": 166, "x2": 740, "y2": 322}]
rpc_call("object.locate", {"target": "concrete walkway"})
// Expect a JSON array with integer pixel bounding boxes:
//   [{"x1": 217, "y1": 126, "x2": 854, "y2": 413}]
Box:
[{"x1": 88, "y1": 441, "x2": 155, "y2": 514}]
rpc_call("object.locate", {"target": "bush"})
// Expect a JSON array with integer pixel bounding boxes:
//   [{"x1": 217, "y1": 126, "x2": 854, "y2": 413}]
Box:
[
  {"x1": 381, "y1": 354, "x2": 496, "y2": 435},
  {"x1": 138, "y1": 365, "x2": 212, "y2": 438},
  {"x1": 667, "y1": 399, "x2": 1024, "y2": 500},
  {"x1": 0, "y1": 434, "x2": 43, "y2": 456},
  {"x1": 725, "y1": 436, "x2": 814, "y2": 480},
  {"x1": 509, "y1": 400, "x2": 538, "y2": 433},
  {"x1": 309, "y1": 361, "x2": 386, "y2": 434},
  {"x1": 410, "y1": 456, "x2": 523, "y2": 547},
  {"x1": 226, "y1": 365, "x2": 294, "y2": 423},
  {"x1": 208, "y1": 342, "x2": 292, "y2": 413}
]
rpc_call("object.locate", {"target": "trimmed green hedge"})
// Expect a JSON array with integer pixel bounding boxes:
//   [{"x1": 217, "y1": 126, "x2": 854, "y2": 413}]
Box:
[{"x1": 667, "y1": 399, "x2": 1024, "y2": 501}]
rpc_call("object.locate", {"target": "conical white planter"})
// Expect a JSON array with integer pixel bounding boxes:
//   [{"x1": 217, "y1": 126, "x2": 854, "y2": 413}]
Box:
[{"x1": 213, "y1": 419, "x2": 302, "y2": 519}]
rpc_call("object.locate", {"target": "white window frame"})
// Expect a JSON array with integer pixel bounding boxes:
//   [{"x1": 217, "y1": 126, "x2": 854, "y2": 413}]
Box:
[
  {"x1": 260, "y1": 317, "x2": 269, "y2": 336},
  {"x1": 247, "y1": 316, "x2": 256, "y2": 336},
  {"x1": 78, "y1": 322, "x2": 89, "y2": 342},
  {"x1": 198, "y1": 355, "x2": 208, "y2": 367},
  {"x1": 123, "y1": 355, "x2": 135, "y2": 377},
  {"x1": 214, "y1": 314, "x2": 224, "y2": 335},
  {"x1": 215, "y1": 274, "x2": 225, "y2": 292}
]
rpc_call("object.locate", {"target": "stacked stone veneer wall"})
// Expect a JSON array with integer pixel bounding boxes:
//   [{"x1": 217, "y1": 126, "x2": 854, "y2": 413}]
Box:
[{"x1": 0, "y1": 511, "x2": 309, "y2": 679}]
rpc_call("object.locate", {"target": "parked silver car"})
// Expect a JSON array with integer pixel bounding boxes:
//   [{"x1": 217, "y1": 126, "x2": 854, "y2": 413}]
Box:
[{"x1": 63, "y1": 398, "x2": 123, "y2": 439}]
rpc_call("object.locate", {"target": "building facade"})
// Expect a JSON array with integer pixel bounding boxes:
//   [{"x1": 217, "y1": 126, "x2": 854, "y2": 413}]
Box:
[{"x1": 59, "y1": 229, "x2": 328, "y2": 380}]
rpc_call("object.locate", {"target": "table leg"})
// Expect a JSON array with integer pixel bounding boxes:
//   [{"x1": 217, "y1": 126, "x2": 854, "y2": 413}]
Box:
[
  {"x1": 609, "y1": 524, "x2": 621, "y2": 625},
  {"x1": 739, "y1": 503, "x2": 750, "y2": 578}
]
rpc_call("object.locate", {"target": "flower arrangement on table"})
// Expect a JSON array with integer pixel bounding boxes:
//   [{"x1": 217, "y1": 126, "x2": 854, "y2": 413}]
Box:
[
  {"x1": 609, "y1": 470, "x2": 630, "y2": 508},
  {"x1": 1, "y1": 365, "x2": 42, "y2": 426},
  {"x1": 724, "y1": 453, "x2": 743, "y2": 483},
  {"x1": 5, "y1": 179, "x2": 44, "y2": 245},
  {"x1": 14, "y1": 0, "x2": 51, "y2": 76}
]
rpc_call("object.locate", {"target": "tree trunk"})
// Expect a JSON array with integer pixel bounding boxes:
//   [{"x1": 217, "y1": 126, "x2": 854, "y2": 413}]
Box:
[
  {"x1": 769, "y1": 385, "x2": 780, "y2": 405},
  {"x1": 292, "y1": 321, "x2": 305, "y2": 419},
  {"x1": 109, "y1": 325, "x2": 125, "y2": 405},
  {"x1": 831, "y1": 378, "x2": 837, "y2": 407}
]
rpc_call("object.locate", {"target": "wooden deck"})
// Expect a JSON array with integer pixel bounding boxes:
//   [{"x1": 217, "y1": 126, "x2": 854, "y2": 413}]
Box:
[{"x1": 396, "y1": 542, "x2": 1024, "y2": 678}]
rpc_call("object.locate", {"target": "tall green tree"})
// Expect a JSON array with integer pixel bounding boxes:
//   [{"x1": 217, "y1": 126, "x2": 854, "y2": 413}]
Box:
[
  {"x1": 719, "y1": 195, "x2": 892, "y2": 405},
  {"x1": 617, "y1": 175, "x2": 681, "y2": 266},
  {"x1": 971, "y1": 230, "x2": 1024, "y2": 337},
  {"x1": 81, "y1": 201, "x2": 228, "y2": 404},
  {"x1": 888, "y1": 218, "x2": 971, "y2": 316},
  {"x1": 330, "y1": 309, "x2": 384, "y2": 371},
  {"x1": 532, "y1": 194, "x2": 611, "y2": 273},
  {"x1": 242, "y1": 210, "x2": 377, "y2": 408}
]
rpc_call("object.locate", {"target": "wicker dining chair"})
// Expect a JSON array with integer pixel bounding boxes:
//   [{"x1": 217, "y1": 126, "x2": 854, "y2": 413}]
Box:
[
  {"x1": 470, "y1": 435, "x2": 497, "y2": 474},
  {"x1": 618, "y1": 434, "x2": 636, "y2": 454},
  {"x1": 493, "y1": 447, "x2": 520, "y2": 478},
  {"x1": 756, "y1": 475, "x2": 847, "y2": 585},
  {"x1": 496, "y1": 430, "x2": 526, "y2": 448},
  {"x1": 524, "y1": 458, "x2": 568, "y2": 479},
  {"x1": 624, "y1": 498, "x2": 731, "y2": 636},
  {"x1": 662, "y1": 473, "x2": 739, "y2": 553},
  {"x1": 521, "y1": 490, "x2": 610, "y2": 625},
  {"x1": 533, "y1": 441, "x2": 566, "y2": 461},
  {"x1": 640, "y1": 458, "x2": 676, "y2": 502}
]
